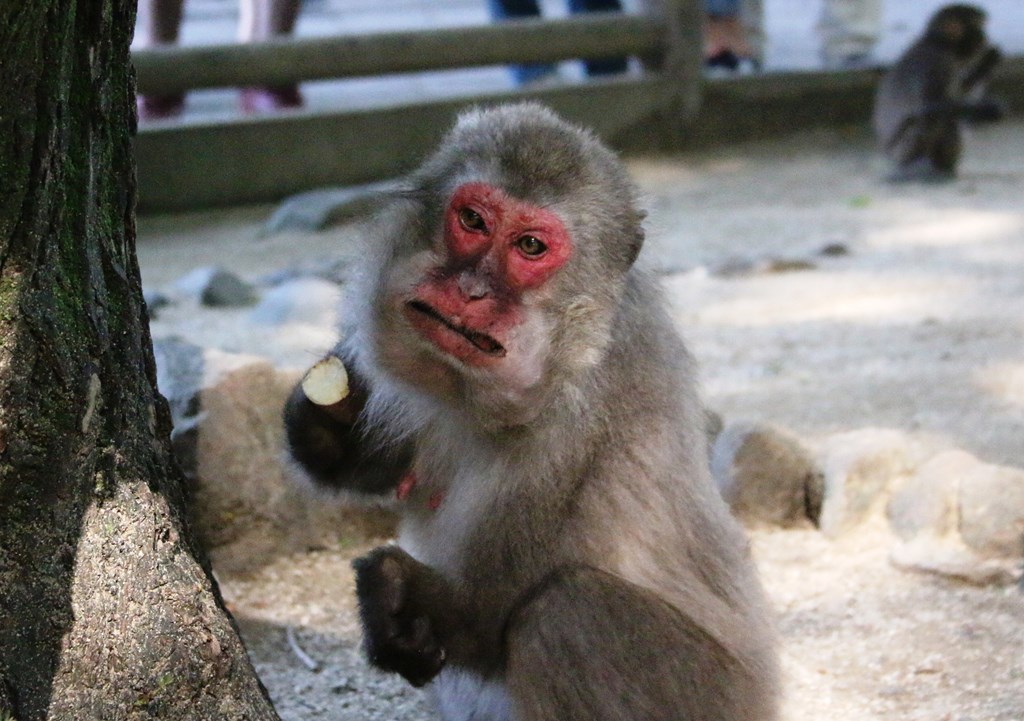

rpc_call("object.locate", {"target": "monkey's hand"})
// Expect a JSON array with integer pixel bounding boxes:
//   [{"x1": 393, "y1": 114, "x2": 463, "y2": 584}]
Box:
[
  {"x1": 284, "y1": 353, "x2": 412, "y2": 495},
  {"x1": 962, "y1": 98, "x2": 1007, "y2": 124},
  {"x1": 961, "y1": 46, "x2": 1003, "y2": 92},
  {"x1": 975, "y1": 46, "x2": 1003, "y2": 73},
  {"x1": 353, "y1": 546, "x2": 447, "y2": 687}
]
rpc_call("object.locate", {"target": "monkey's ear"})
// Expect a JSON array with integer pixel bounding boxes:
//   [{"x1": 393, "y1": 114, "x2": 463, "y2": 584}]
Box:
[
  {"x1": 622, "y1": 209, "x2": 647, "y2": 268},
  {"x1": 624, "y1": 228, "x2": 645, "y2": 268}
]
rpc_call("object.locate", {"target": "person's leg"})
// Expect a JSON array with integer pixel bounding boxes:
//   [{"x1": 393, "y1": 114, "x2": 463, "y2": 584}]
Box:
[
  {"x1": 739, "y1": 0, "x2": 763, "y2": 67},
  {"x1": 240, "y1": 0, "x2": 301, "y2": 39},
  {"x1": 704, "y1": 0, "x2": 758, "y2": 72},
  {"x1": 239, "y1": 0, "x2": 304, "y2": 113},
  {"x1": 137, "y1": 0, "x2": 187, "y2": 119},
  {"x1": 488, "y1": 0, "x2": 557, "y2": 84},
  {"x1": 139, "y1": 0, "x2": 185, "y2": 45},
  {"x1": 489, "y1": 0, "x2": 541, "y2": 19},
  {"x1": 569, "y1": 0, "x2": 627, "y2": 76}
]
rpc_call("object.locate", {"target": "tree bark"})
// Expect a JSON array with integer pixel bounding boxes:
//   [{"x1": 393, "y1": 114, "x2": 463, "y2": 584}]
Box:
[{"x1": 0, "y1": 2, "x2": 280, "y2": 719}]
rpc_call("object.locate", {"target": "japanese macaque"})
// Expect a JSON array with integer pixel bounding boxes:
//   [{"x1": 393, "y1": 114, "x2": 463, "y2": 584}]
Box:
[
  {"x1": 873, "y1": 3, "x2": 1004, "y2": 181},
  {"x1": 284, "y1": 103, "x2": 779, "y2": 720}
]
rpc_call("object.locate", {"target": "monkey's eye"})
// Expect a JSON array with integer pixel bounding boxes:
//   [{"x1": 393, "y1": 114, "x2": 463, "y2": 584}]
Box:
[
  {"x1": 516, "y1": 235, "x2": 547, "y2": 257},
  {"x1": 458, "y1": 207, "x2": 487, "y2": 233}
]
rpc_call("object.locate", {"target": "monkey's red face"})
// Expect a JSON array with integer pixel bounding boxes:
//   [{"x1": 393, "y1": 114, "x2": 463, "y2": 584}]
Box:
[{"x1": 402, "y1": 182, "x2": 573, "y2": 369}]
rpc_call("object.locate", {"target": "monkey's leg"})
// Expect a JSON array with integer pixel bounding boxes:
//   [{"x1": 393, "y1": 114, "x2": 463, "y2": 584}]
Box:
[
  {"x1": 284, "y1": 354, "x2": 412, "y2": 495},
  {"x1": 928, "y1": 119, "x2": 962, "y2": 175},
  {"x1": 887, "y1": 118, "x2": 957, "y2": 182},
  {"x1": 506, "y1": 567, "x2": 776, "y2": 721}
]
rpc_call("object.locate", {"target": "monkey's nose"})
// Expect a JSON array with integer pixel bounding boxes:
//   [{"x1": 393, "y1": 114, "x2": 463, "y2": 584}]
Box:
[{"x1": 456, "y1": 270, "x2": 491, "y2": 300}]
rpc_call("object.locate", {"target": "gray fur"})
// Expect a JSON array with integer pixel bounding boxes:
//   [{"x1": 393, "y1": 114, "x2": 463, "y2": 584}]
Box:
[{"x1": 287, "y1": 103, "x2": 779, "y2": 720}]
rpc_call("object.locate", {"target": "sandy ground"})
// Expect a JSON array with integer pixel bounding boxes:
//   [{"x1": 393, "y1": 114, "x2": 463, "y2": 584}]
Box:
[{"x1": 137, "y1": 118, "x2": 1024, "y2": 720}]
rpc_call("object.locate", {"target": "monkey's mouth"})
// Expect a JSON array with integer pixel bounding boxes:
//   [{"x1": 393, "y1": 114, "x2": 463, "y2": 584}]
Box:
[{"x1": 405, "y1": 300, "x2": 507, "y2": 358}]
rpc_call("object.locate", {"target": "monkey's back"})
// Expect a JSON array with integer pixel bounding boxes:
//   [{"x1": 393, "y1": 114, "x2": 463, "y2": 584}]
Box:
[{"x1": 562, "y1": 267, "x2": 778, "y2": 675}]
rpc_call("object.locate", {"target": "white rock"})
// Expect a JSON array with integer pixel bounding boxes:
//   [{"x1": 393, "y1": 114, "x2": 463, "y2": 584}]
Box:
[{"x1": 815, "y1": 428, "x2": 924, "y2": 538}]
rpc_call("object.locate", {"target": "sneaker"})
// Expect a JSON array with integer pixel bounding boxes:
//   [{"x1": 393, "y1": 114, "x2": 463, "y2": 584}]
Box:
[
  {"x1": 705, "y1": 50, "x2": 761, "y2": 77},
  {"x1": 705, "y1": 49, "x2": 739, "y2": 71}
]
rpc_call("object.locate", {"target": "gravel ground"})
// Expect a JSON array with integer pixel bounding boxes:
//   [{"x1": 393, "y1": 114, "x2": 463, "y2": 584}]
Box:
[{"x1": 139, "y1": 117, "x2": 1024, "y2": 721}]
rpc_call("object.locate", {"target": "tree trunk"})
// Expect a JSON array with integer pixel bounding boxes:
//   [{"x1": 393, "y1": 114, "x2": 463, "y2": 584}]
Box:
[{"x1": 0, "y1": 2, "x2": 280, "y2": 719}]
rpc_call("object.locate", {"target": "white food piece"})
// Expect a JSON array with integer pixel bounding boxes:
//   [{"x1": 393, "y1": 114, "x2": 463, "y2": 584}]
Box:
[{"x1": 301, "y1": 356, "x2": 350, "y2": 406}]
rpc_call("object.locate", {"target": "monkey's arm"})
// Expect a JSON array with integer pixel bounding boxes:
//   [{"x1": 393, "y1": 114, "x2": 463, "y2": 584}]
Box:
[
  {"x1": 917, "y1": 46, "x2": 1004, "y2": 122},
  {"x1": 961, "y1": 46, "x2": 1002, "y2": 93},
  {"x1": 284, "y1": 353, "x2": 412, "y2": 496},
  {"x1": 919, "y1": 97, "x2": 1005, "y2": 124}
]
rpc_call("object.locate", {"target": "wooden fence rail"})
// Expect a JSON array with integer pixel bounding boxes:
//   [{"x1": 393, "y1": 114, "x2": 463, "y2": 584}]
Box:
[
  {"x1": 132, "y1": 1, "x2": 704, "y2": 213},
  {"x1": 133, "y1": 14, "x2": 666, "y2": 94}
]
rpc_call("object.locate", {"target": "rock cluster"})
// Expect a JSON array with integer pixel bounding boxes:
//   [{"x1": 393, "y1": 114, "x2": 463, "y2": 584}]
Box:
[{"x1": 709, "y1": 421, "x2": 1024, "y2": 586}]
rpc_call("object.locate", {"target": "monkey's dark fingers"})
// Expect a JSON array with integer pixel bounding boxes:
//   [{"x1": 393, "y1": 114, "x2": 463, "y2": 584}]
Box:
[
  {"x1": 978, "y1": 46, "x2": 1003, "y2": 68},
  {"x1": 353, "y1": 546, "x2": 412, "y2": 615},
  {"x1": 284, "y1": 368, "x2": 413, "y2": 495},
  {"x1": 367, "y1": 615, "x2": 446, "y2": 687},
  {"x1": 353, "y1": 547, "x2": 446, "y2": 686}
]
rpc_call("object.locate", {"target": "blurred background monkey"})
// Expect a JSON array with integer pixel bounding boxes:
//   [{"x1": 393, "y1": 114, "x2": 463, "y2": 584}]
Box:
[{"x1": 873, "y1": 3, "x2": 1003, "y2": 181}]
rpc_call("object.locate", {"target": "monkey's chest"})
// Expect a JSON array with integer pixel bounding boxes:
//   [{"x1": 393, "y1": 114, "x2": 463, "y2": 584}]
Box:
[{"x1": 395, "y1": 469, "x2": 497, "y2": 574}]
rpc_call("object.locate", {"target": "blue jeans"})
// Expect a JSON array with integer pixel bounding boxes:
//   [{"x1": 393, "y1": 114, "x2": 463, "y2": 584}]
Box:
[
  {"x1": 488, "y1": 0, "x2": 627, "y2": 83},
  {"x1": 705, "y1": 0, "x2": 740, "y2": 17}
]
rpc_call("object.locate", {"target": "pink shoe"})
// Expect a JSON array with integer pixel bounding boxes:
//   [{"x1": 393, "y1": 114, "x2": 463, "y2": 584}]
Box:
[
  {"x1": 137, "y1": 93, "x2": 185, "y2": 121},
  {"x1": 239, "y1": 85, "x2": 304, "y2": 114}
]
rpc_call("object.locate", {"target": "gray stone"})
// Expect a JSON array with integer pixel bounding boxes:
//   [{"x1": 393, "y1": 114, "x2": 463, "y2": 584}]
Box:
[
  {"x1": 817, "y1": 242, "x2": 851, "y2": 257},
  {"x1": 153, "y1": 337, "x2": 206, "y2": 429},
  {"x1": 710, "y1": 421, "x2": 822, "y2": 528},
  {"x1": 704, "y1": 408, "x2": 724, "y2": 453},
  {"x1": 709, "y1": 256, "x2": 816, "y2": 278},
  {"x1": 153, "y1": 338, "x2": 267, "y2": 480},
  {"x1": 887, "y1": 450, "x2": 962, "y2": 541},
  {"x1": 957, "y1": 454, "x2": 1024, "y2": 559},
  {"x1": 890, "y1": 535, "x2": 1022, "y2": 587},
  {"x1": 174, "y1": 266, "x2": 257, "y2": 307},
  {"x1": 248, "y1": 276, "x2": 341, "y2": 328},
  {"x1": 763, "y1": 257, "x2": 817, "y2": 273},
  {"x1": 816, "y1": 428, "x2": 920, "y2": 538},
  {"x1": 143, "y1": 289, "x2": 171, "y2": 318},
  {"x1": 710, "y1": 256, "x2": 760, "y2": 278},
  {"x1": 884, "y1": 448, "x2": 1024, "y2": 579},
  {"x1": 263, "y1": 180, "x2": 397, "y2": 235}
]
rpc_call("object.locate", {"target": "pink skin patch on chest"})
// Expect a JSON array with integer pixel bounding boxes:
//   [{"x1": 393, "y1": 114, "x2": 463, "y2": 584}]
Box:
[
  {"x1": 394, "y1": 471, "x2": 445, "y2": 511},
  {"x1": 395, "y1": 471, "x2": 418, "y2": 501}
]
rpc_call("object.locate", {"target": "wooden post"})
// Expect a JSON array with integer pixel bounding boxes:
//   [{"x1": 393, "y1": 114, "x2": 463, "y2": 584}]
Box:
[{"x1": 637, "y1": 0, "x2": 704, "y2": 138}]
